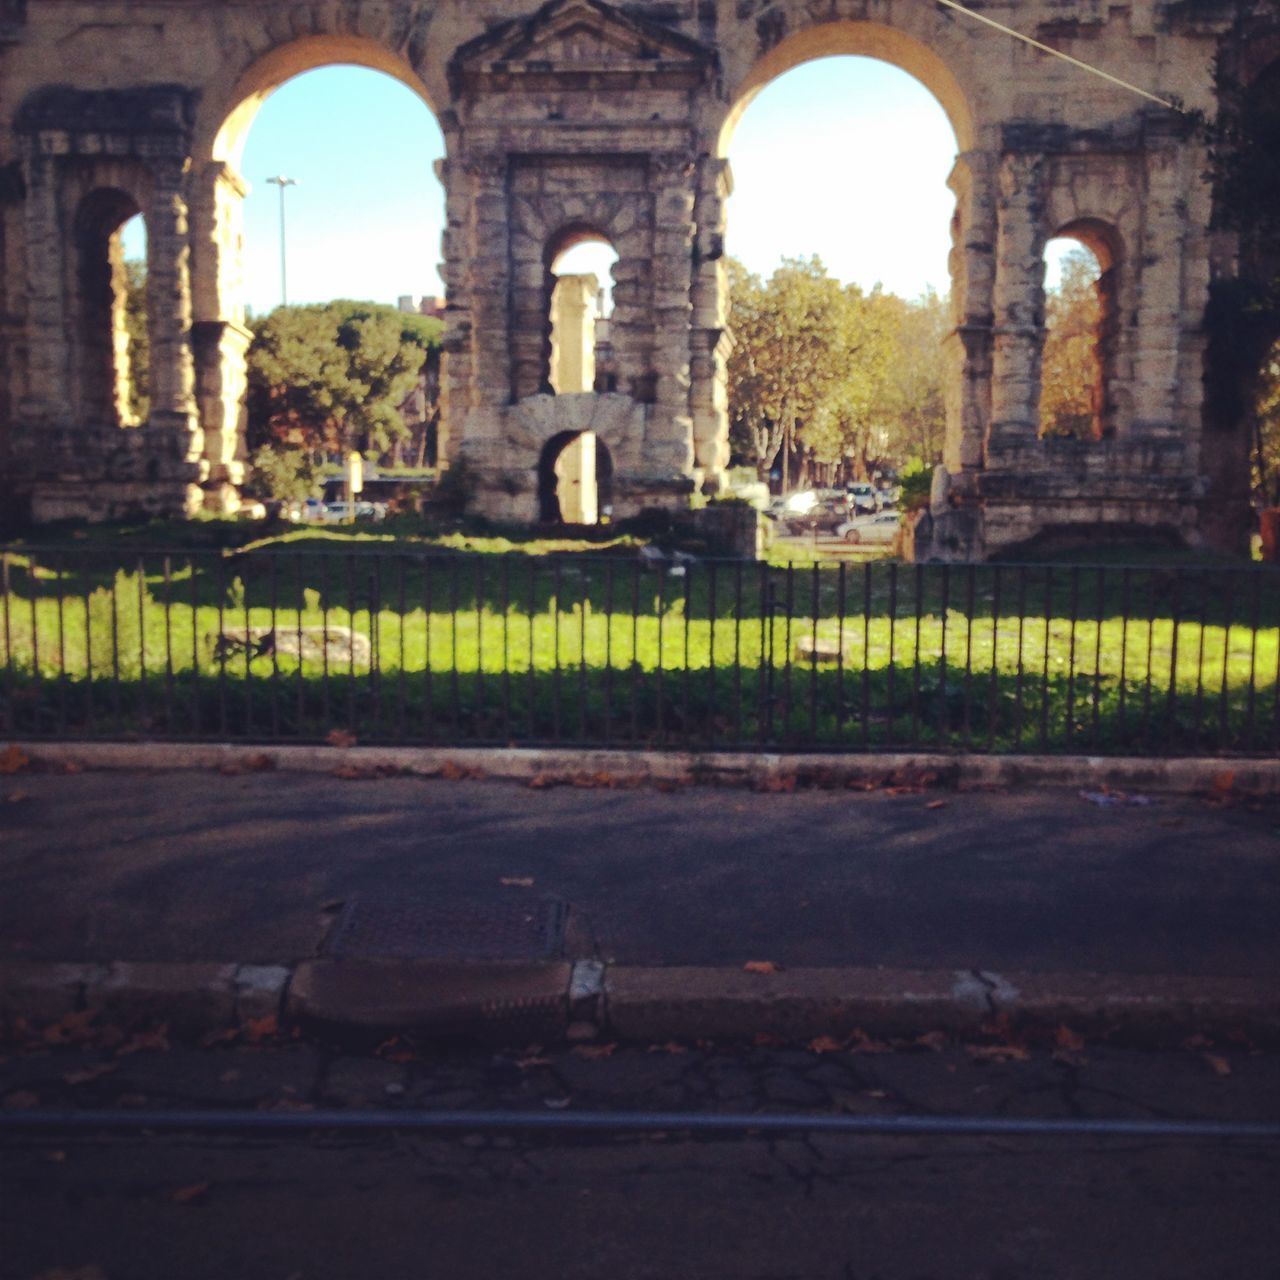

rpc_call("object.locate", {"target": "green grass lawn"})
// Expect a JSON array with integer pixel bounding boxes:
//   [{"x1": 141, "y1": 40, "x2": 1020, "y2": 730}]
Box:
[{"x1": 2, "y1": 531, "x2": 1277, "y2": 754}]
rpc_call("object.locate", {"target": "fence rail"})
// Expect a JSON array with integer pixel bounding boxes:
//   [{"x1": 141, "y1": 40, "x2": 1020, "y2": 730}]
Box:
[{"x1": 2, "y1": 544, "x2": 1278, "y2": 756}]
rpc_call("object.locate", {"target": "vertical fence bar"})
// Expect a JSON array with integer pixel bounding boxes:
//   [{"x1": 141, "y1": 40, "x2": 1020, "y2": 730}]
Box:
[
  {"x1": 1218, "y1": 569, "x2": 1237, "y2": 750},
  {"x1": 1013, "y1": 567, "x2": 1027, "y2": 751},
  {"x1": 757, "y1": 563, "x2": 769, "y2": 746},
  {"x1": 370, "y1": 558, "x2": 384, "y2": 740},
  {"x1": 733, "y1": 560, "x2": 744, "y2": 747},
  {"x1": 162, "y1": 556, "x2": 174, "y2": 737},
  {"x1": 860, "y1": 562, "x2": 872, "y2": 749},
  {"x1": 294, "y1": 554, "x2": 305, "y2": 742},
  {"x1": 188, "y1": 555, "x2": 199, "y2": 738},
  {"x1": 527, "y1": 558, "x2": 537, "y2": 743},
  {"x1": 1245, "y1": 568, "x2": 1261, "y2": 749},
  {"x1": 82, "y1": 558, "x2": 95, "y2": 735},
  {"x1": 681, "y1": 569, "x2": 691, "y2": 746},
  {"x1": 109, "y1": 564, "x2": 122, "y2": 732},
  {"x1": 424, "y1": 555, "x2": 437, "y2": 741},
  {"x1": 1141, "y1": 570, "x2": 1156, "y2": 751},
  {"x1": 1065, "y1": 567, "x2": 1079, "y2": 743},
  {"x1": 57, "y1": 555, "x2": 69, "y2": 737},
  {"x1": 603, "y1": 559, "x2": 614, "y2": 746},
  {"x1": 551, "y1": 559, "x2": 563, "y2": 743},
  {"x1": 1117, "y1": 567, "x2": 1131, "y2": 743},
  {"x1": 1091, "y1": 567, "x2": 1105, "y2": 750},
  {"x1": 937, "y1": 564, "x2": 950, "y2": 747},
  {"x1": 449, "y1": 557, "x2": 461, "y2": 741},
  {"x1": 346, "y1": 554, "x2": 358, "y2": 737},
  {"x1": 476, "y1": 558, "x2": 487, "y2": 743},
  {"x1": 809, "y1": 563, "x2": 819, "y2": 743},
  {"x1": 835, "y1": 561, "x2": 846, "y2": 742},
  {"x1": 707, "y1": 561, "x2": 718, "y2": 750},
  {"x1": 1039, "y1": 567, "x2": 1053, "y2": 752},
  {"x1": 580, "y1": 562, "x2": 590, "y2": 743},
  {"x1": 321, "y1": 555, "x2": 332, "y2": 736},
  {"x1": 986, "y1": 565, "x2": 1002, "y2": 751},
  {"x1": 904, "y1": 564, "x2": 917, "y2": 747},
  {"x1": 1, "y1": 553, "x2": 12, "y2": 734},
  {"x1": 1164, "y1": 572, "x2": 1182, "y2": 755},
  {"x1": 241, "y1": 557, "x2": 252, "y2": 739},
  {"x1": 396, "y1": 558, "x2": 407, "y2": 743},
  {"x1": 215, "y1": 557, "x2": 226, "y2": 738},
  {"x1": 268, "y1": 556, "x2": 281, "y2": 740},
  {"x1": 654, "y1": 564, "x2": 666, "y2": 745},
  {"x1": 1192, "y1": 569, "x2": 1209, "y2": 742},
  {"x1": 502, "y1": 557, "x2": 513, "y2": 744},
  {"x1": 630, "y1": 560, "x2": 640, "y2": 745},
  {"x1": 781, "y1": 565, "x2": 794, "y2": 743},
  {"x1": 962, "y1": 564, "x2": 975, "y2": 748},
  {"x1": 28, "y1": 554, "x2": 42, "y2": 734}
]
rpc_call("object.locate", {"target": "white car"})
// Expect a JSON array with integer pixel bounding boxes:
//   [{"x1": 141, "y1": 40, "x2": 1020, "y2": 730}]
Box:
[{"x1": 836, "y1": 512, "x2": 900, "y2": 545}]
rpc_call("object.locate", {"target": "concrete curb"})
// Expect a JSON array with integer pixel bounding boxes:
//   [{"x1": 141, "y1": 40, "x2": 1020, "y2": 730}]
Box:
[
  {"x1": 7, "y1": 740, "x2": 1280, "y2": 796},
  {"x1": 3, "y1": 958, "x2": 1277, "y2": 1048}
]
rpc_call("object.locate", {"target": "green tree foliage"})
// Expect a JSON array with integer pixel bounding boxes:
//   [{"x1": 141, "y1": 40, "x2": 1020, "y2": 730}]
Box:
[
  {"x1": 123, "y1": 259, "x2": 149, "y2": 424},
  {"x1": 727, "y1": 257, "x2": 945, "y2": 482},
  {"x1": 245, "y1": 301, "x2": 443, "y2": 478},
  {"x1": 1040, "y1": 249, "x2": 1102, "y2": 440},
  {"x1": 1254, "y1": 339, "x2": 1280, "y2": 506}
]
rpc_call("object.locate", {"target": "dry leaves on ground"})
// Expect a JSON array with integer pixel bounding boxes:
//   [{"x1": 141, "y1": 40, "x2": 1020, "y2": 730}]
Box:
[
  {"x1": 61, "y1": 1063, "x2": 118, "y2": 1086},
  {"x1": 0, "y1": 745, "x2": 30, "y2": 774},
  {"x1": 325, "y1": 728, "x2": 357, "y2": 749},
  {"x1": 500, "y1": 876, "x2": 534, "y2": 888},
  {"x1": 807, "y1": 1035, "x2": 843, "y2": 1054},
  {"x1": 742, "y1": 960, "x2": 781, "y2": 975},
  {"x1": 1203, "y1": 1052, "x2": 1232, "y2": 1076},
  {"x1": 170, "y1": 1182, "x2": 211, "y2": 1204},
  {"x1": 571, "y1": 1043, "x2": 618, "y2": 1060}
]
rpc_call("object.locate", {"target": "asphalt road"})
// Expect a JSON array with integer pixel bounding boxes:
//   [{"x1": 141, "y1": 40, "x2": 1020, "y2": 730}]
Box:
[
  {"x1": 2, "y1": 769, "x2": 1278, "y2": 976},
  {"x1": 3, "y1": 1038, "x2": 1279, "y2": 1280}
]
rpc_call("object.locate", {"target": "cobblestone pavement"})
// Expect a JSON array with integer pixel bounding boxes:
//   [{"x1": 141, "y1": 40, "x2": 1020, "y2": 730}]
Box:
[{"x1": 3, "y1": 1035, "x2": 1279, "y2": 1279}]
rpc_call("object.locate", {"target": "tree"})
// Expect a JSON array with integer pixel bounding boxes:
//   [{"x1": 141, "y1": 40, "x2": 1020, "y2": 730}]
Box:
[
  {"x1": 727, "y1": 256, "x2": 893, "y2": 487},
  {"x1": 878, "y1": 288, "x2": 948, "y2": 468},
  {"x1": 122, "y1": 259, "x2": 149, "y2": 424},
  {"x1": 245, "y1": 300, "x2": 442, "y2": 495},
  {"x1": 1040, "y1": 249, "x2": 1102, "y2": 439}
]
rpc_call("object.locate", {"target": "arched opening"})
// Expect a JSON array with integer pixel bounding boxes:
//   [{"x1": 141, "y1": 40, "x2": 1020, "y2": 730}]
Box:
[
  {"x1": 537, "y1": 430, "x2": 614, "y2": 525},
  {"x1": 721, "y1": 47, "x2": 959, "y2": 495},
  {"x1": 73, "y1": 191, "x2": 147, "y2": 429},
  {"x1": 545, "y1": 231, "x2": 619, "y2": 395},
  {"x1": 206, "y1": 54, "x2": 447, "y2": 504},
  {"x1": 1040, "y1": 226, "x2": 1120, "y2": 440}
]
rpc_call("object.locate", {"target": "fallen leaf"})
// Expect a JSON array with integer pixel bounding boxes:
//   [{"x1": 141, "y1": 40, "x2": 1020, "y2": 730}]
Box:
[
  {"x1": 743, "y1": 960, "x2": 780, "y2": 974},
  {"x1": 572, "y1": 1043, "x2": 618, "y2": 1060},
  {"x1": 62, "y1": 1063, "x2": 118, "y2": 1085},
  {"x1": 915, "y1": 1030, "x2": 948, "y2": 1052},
  {"x1": 243, "y1": 753, "x2": 276, "y2": 772},
  {"x1": 332, "y1": 764, "x2": 367, "y2": 780},
  {"x1": 0, "y1": 745, "x2": 30, "y2": 774},
  {"x1": 241, "y1": 1015, "x2": 279, "y2": 1045},
  {"x1": 441, "y1": 760, "x2": 480, "y2": 781},
  {"x1": 847, "y1": 1029, "x2": 892, "y2": 1054},
  {"x1": 966, "y1": 1043, "x2": 1030, "y2": 1063},
  {"x1": 374, "y1": 1035, "x2": 416, "y2": 1064},
  {"x1": 500, "y1": 876, "x2": 534, "y2": 888},
  {"x1": 170, "y1": 1182, "x2": 210, "y2": 1204},
  {"x1": 326, "y1": 728, "x2": 357, "y2": 749},
  {"x1": 807, "y1": 1035, "x2": 843, "y2": 1054},
  {"x1": 44, "y1": 1149, "x2": 67, "y2": 1163},
  {"x1": 1203, "y1": 1052, "x2": 1232, "y2": 1076},
  {"x1": 515, "y1": 1053, "x2": 552, "y2": 1069},
  {"x1": 115, "y1": 1025, "x2": 170, "y2": 1057},
  {"x1": 6, "y1": 789, "x2": 30, "y2": 803},
  {"x1": 2, "y1": 1089, "x2": 40, "y2": 1109},
  {"x1": 1054, "y1": 1025, "x2": 1086, "y2": 1054},
  {"x1": 752, "y1": 1031, "x2": 783, "y2": 1047},
  {"x1": 864, "y1": 1089, "x2": 888, "y2": 1099},
  {"x1": 527, "y1": 773, "x2": 561, "y2": 790},
  {"x1": 41, "y1": 1009, "x2": 99, "y2": 1047},
  {"x1": 925, "y1": 799, "x2": 948, "y2": 810},
  {"x1": 646, "y1": 1041, "x2": 688, "y2": 1055},
  {"x1": 1211, "y1": 771, "x2": 1235, "y2": 796}
]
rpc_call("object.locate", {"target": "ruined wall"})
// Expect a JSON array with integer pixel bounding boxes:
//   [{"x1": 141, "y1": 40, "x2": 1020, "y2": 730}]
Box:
[{"x1": 0, "y1": 0, "x2": 1254, "y2": 553}]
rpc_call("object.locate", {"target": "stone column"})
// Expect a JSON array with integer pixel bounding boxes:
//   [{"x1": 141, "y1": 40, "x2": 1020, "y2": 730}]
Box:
[
  {"x1": 145, "y1": 158, "x2": 200, "y2": 465},
  {"x1": 644, "y1": 152, "x2": 696, "y2": 480},
  {"x1": 690, "y1": 155, "x2": 731, "y2": 493},
  {"x1": 18, "y1": 149, "x2": 73, "y2": 438},
  {"x1": 549, "y1": 273, "x2": 597, "y2": 394},
  {"x1": 1130, "y1": 129, "x2": 1186, "y2": 438},
  {"x1": 988, "y1": 151, "x2": 1046, "y2": 455},
  {"x1": 435, "y1": 153, "x2": 469, "y2": 467},
  {"x1": 190, "y1": 161, "x2": 250, "y2": 510},
  {"x1": 942, "y1": 151, "x2": 996, "y2": 478}
]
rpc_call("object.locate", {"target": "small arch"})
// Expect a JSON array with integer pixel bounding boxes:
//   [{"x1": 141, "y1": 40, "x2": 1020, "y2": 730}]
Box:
[
  {"x1": 208, "y1": 35, "x2": 438, "y2": 169},
  {"x1": 719, "y1": 21, "x2": 975, "y2": 156},
  {"x1": 73, "y1": 189, "x2": 145, "y2": 429},
  {"x1": 1040, "y1": 224, "x2": 1122, "y2": 440},
  {"x1": 537, "y1": 430, "x2": 614, "y2": 525}
]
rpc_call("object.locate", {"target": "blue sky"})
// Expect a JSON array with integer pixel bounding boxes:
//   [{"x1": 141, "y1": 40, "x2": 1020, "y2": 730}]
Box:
[{"x1": 124, "y1": 55, "x2": 1079, "y2": 311}]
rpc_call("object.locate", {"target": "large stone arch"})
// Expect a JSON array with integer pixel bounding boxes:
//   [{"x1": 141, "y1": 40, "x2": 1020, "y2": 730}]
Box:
[{"x1": 0, "y1": 0, "x2": 1258, "y2": 555}]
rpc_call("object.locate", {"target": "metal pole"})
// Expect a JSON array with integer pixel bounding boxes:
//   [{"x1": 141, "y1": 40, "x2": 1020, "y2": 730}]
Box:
[{"x1": 266, "y1": 175, "x2": 298, "y2": 307}]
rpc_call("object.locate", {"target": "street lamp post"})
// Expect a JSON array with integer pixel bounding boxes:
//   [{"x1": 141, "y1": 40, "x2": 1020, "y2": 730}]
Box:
[{"x1": 265, "y1": 175, "x2": 298, "y2": 307}]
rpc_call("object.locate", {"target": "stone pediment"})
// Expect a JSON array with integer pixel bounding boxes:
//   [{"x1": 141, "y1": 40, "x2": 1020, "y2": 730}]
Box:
[{"x1": 450, "y1": 0, "x2": 716, "y2": 95}]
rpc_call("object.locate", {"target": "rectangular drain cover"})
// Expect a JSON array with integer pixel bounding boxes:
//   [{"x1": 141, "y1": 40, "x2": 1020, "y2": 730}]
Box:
[{"x1": 322, "y1": 895, "x2": 568, "y2": 963}]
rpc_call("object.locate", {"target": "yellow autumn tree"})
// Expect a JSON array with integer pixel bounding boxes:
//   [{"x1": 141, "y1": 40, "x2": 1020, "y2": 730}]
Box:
[{"x1": 1040, "y1": 248, "x2": 1102, "y2": 439}]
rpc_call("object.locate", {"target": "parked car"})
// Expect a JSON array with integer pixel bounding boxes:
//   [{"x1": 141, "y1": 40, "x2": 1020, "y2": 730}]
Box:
[
  {"x1": 845, "y1": 482, "x2": 880, "y2": 514},
  {"x1": 837, "y1": 512, "x2": 900, "y2": 545},
  {"x1": 322, "y1": 500, "x2": 388, "y2": 524}
]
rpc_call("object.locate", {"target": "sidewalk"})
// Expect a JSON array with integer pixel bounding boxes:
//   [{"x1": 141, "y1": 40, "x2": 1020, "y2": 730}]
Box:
[{"x1": 2, "y1": 746, "x2": 1279, "y2": 1045}]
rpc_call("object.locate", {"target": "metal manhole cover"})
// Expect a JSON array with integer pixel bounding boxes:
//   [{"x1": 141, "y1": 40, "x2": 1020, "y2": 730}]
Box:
[{"x1": 322, "y1": 895, "x2": 568, "y2": 962}]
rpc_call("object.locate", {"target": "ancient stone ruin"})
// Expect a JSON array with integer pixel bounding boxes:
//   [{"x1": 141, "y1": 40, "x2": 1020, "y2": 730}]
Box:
[{"x1": 0, "y1": 0, "x2": 1275, "y2": 558}]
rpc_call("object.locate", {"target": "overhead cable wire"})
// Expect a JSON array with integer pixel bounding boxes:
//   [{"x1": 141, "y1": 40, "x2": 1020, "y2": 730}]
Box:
[{"x1": 931, "y1": 0, "x2": 1182, "y2": 112}]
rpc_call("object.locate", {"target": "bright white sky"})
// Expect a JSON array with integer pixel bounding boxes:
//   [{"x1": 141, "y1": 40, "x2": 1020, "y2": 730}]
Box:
[{"x1": 124, "y1": 55, "x2": 1081, "y2": 312}]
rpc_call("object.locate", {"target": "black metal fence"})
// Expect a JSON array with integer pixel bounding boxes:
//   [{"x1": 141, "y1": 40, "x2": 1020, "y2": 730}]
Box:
[{"x1": 2, "y1": 544, "x2": 1278, "y2": 756}]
